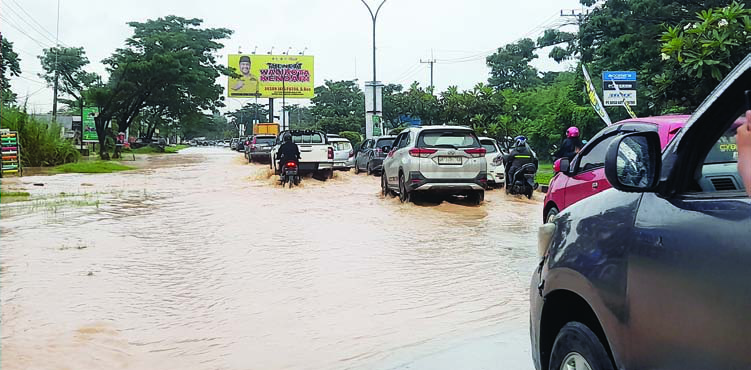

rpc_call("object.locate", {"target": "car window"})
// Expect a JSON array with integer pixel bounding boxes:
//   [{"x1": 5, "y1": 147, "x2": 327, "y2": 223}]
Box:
[
  {"x1": 697, "y1": 115, "x2": 743, "y2": 193},
  {"x1": 578, "y1": 136, "x2": 618, "y2": 172},
  {"x1": 418, "y1": 130, "x2": 479, "y2": 149},
  {"x1": 290, "y1": 132, "x2": 324, "y2": 144},
  {"x1": 333, "y1": 142, "x2": 351, "y2": 151},
  {"x1": 256, "y1": 138, "x2": 275, "y2": 145},
  {"x1": 480, "y1": 140, "x2": 498, "y2": 153},
  {"x1": 376, "y1": 138, "x2": 395, "y2": 149},
  {"x1": 398, "y1": 133, "x2": 411, "y2": 149}
]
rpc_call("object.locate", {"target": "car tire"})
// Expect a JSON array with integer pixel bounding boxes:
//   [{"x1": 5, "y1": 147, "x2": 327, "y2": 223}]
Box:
[
  {"x1": 354, "y1": 162, "x2": 360, "y2": 174},
  {"x1": 381, "y1": 172, "x2": 390, "y2": 197},
  {"x1": 468, "y1": 190, "x2": 484, "y2": 205},
  {"x1": 549, "y1": 322, "x2": 615, "y2": 370},
  {"x1": 367, "y1": 162, "x2": 373, "y2": 176},
  {"x1": 398, "y1": 173, "x2": 411, "y2": 203},
  {"x1": 546, "y1": 206, "x2": 559, "y2": 224}
]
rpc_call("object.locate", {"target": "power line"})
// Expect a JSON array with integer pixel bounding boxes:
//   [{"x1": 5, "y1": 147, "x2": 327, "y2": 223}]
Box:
[
  {"x1": 0, "y1": 14, "x2": 55, "y2": 49},
  {"x1": 0, "y1": 2, "x2": 62, "y2": 47},
  {"x1": 6, "y1": 0, "x2": 64, "y2": 46}
]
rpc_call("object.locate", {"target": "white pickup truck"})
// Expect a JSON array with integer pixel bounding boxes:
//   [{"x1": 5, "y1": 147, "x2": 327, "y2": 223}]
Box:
[{"x1": 271, "y1": 130, "x2": 335, "y2": 179}]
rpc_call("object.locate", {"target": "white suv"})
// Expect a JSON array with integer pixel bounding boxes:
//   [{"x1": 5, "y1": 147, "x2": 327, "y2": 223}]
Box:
[{"x1": 381, "y1": 126, "x2": 487, "y2": 204}]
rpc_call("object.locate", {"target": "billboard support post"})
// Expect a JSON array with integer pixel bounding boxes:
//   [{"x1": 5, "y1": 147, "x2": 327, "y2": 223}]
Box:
[
  {"x1": 282, "y1": 75, "x2": 286, "y2": 131},
  {"x1": 269, "y1": 98, "x2": 275, "y2": 124}
]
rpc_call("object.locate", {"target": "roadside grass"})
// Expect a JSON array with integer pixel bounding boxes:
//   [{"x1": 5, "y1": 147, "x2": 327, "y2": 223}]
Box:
[
  {"x1": 51, "y1": 161, "x2": 135, "y2": 174},
  {"x1": 1, "y1": 190, "x2": 31, "y2": 198},
  {"x1": 537, "y1": 162, "x2": 554, "y2": 185},
  {"x1": 164, "y1": 145, "x2": 188, "y2": 153},
  {"x1": 128, "y1": 144, "x2": 188, "y2": 154}
]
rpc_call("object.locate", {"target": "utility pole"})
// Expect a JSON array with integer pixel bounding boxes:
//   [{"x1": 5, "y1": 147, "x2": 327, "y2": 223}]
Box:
[
  {"x1": 560, "y1": 8, "x2": 589, "y2": 57},
  {"x1": 52, "y1": 0, "x2": 61, "y2": 122},
  {"x1": 360, "y1": 0, "x2": 387, "y2": 137},
  {"x1": 420, "y1": 57, "x2": 436, "y2": 92}
]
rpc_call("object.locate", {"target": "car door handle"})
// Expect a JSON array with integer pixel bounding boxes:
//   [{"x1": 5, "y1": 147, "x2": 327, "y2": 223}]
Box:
[{"x1": 592, "y1": 182, "x2": 599, "y2": 189}]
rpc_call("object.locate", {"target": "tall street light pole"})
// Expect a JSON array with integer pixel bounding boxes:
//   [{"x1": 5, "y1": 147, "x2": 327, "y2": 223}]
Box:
[{"x1": 360, "y1": 0, "x2": 387, "y2": 135}]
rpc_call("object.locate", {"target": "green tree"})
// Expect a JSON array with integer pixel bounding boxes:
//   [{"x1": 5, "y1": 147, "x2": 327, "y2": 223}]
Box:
[
  {"x1": 228, "y1": 103, "x2": 270, "y2": 134},
  {"x1": 486, "y1": 38, "x2": 541, "y2": 90},
  {"x1": 38, "y1": 47, "x2": 100, "y2": 114},
  {"x1": 311, "y1": 80, "x2": 365, "y2": 133},
  {"x1": 1, "y1": 38, "x2": 21, "y2": 104},
  {"x1": 86, "y1": 16, "x2": 232, "y2": 157}
]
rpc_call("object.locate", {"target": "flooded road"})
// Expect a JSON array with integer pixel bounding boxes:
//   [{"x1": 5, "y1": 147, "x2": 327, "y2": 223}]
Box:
[{"x1": 1, "y1": 147, "x2": 541, "y2": 370}]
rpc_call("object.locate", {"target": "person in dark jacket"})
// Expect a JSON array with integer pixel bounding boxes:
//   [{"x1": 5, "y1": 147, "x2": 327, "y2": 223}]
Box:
[
  {"x1": 504, "y1": 136, "x2": 538, "y2": 183},
  {"x1": 554, "y1": 126, "x2": 584, "y2": 160},
  {"x1": 276, "y1": 132, "x2": 300, "y2": 172}
]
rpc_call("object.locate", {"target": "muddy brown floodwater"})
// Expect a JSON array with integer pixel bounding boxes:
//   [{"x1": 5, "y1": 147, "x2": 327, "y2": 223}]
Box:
[{"x1": 1, "y1": 147, "x2": 541, "y2": 370}]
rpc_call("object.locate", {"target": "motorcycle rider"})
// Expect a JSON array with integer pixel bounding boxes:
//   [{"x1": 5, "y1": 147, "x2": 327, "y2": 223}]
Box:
[
  {"x1": 276, "y1": 132, "x2": 300, "y2": 173},
  {"x1": 554, "y1": 126, "x2": 584, "y2": 160},
  {"x1": 504, "y1": 136, "x2": 539, "y2": 185}
]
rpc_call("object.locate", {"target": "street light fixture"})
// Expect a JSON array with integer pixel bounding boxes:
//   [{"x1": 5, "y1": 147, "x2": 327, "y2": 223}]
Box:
[{"x1": 360, "y1": 0, "x2": 387, "y2": 136}]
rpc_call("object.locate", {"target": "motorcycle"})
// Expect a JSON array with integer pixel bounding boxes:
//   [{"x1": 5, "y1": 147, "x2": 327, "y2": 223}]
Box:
[
  {"x1": 505, "y1": 163, "x2": 539, "y2": 199},
  {"x1": 280, "y1": 160, "x2": 301, "y2": 188}
]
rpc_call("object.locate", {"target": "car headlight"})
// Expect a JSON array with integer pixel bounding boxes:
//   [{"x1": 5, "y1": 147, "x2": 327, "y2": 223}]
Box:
[{"x1": 537, "y1": 223, "x2": 557, "y2": 258}]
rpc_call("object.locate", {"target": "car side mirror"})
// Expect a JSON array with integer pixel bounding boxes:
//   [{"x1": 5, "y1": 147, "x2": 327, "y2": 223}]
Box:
[
  {"x1": 554, "y1": 158, "x2": 570, "y2": 174},
  {"x1": 605, "y1": 132, "x2": 661, "y2": 192},
  {"x1": 381, "y1": 146, "x2": 391, "y2": 153}
]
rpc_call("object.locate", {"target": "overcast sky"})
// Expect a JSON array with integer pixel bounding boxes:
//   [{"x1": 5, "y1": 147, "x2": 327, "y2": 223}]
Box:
[{"x1": 3, "y1": 0, "x2": 583, "y2": 114}]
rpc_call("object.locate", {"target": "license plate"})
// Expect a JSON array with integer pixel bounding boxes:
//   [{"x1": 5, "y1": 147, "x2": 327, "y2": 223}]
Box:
[{"x1": 438, "y1": 156, "x2": 462, "y2": 165}]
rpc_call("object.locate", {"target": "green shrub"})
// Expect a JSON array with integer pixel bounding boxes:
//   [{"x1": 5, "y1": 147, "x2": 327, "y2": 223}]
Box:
[
  {"x1": 338, "y1": 131, "x2": 362, "y2": 148},
  {"x1": 51, "y1": 161, "x2": 134, "y2": 174},
  {"x1": 1, "y1": 107, "x2": 80, "y2": 167}
]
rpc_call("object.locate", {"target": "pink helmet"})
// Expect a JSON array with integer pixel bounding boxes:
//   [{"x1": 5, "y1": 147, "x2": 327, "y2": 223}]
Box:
[{"x1": 567, "y1": 126, "x2": 580, "y2": 138}]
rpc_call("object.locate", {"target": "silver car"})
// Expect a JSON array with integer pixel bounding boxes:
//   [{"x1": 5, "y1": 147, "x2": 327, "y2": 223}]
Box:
[
  {"x1": 328, "y1": 137, "x2": 354, "y2": 170},
  {"x1": 478, "y1": 137, "x2": 506, "y2": 188},
  {"x1": 381, "y1": 126, "x2": 487, "y2": 204}
]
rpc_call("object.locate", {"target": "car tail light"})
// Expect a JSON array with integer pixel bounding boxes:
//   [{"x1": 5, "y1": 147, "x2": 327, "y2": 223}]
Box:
[
  {"x1": 464, "y1": 148, "x2": 486, "y2": 158},
  {"x1": 245, "y1": 141, "x2": 250, "y2": 146},
  {"x1": 409, "y1": 148, "x2": 437, "y2": 158},
  {"x1": 328, "y1": 147, "x2": 334, "y2": 160},
  {"x1": 375, "y1": 148, "x2": 382, "y2": 155},
  {"x1": 348, "y1": 150, "x2": 354, "y2": 158}
]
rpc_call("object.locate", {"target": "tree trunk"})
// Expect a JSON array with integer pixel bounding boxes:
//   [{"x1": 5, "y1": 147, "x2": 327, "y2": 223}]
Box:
[{"x1": 95, "y1": 116, "x2": 110, "y2": 160}]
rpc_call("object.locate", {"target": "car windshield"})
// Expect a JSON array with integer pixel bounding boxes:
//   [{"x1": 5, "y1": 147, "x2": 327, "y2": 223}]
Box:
[
  {"x1": 481, "y1": 140, "x2": 498, "y2": 153},
  {"x1": 704, "y1": 128, "x2": 738, "y2": 164},
  {"x1": 418, "y1": 130, "x2": 480, "y2": 149},
  {"x1": 291, "y1": 132, "x2": 324, "y2": 144},
  {"x1": 376, "y1": 138, "x2": 395, "y2": 148}
]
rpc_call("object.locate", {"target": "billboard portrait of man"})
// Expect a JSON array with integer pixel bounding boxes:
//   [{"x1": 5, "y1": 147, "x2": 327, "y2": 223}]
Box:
[{"x1": 229, "y1": 55, "x2": 260, "y2": 97}]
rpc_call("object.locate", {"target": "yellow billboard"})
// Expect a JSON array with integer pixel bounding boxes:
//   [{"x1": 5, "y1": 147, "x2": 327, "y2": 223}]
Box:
[{"x1": 227, "y1": 54, "x2": 314, "y2": 99}]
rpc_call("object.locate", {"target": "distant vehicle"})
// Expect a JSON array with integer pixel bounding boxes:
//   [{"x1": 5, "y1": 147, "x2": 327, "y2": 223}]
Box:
[
  {"x1": 328, "y1": 137, "x2": 354, "y2": 170},
  {"x1": 270, "y1": 130, "x2": 334, "y2": 179},
  {"x1": 247, "y1": 135, "x2": 276, "y2": 163},
  {"x1": 531, "y1": 55, "x2": 750, "y2": 370},
  {"x1": 543, "y1": 116, "x2": 686, "y2": 223},
  {"x1": 381, "y1": 126, "x2": 487, "y2": 204},
  {"x1": 478, "y1": 137, "x2": 505, "y2": 188},
  {"x1": 236, "y1": 137, "x2": 249, "y2": 152},
  {"x1": 254, "y1": 123, "x2": 280, "y2": 136},
  {"x1": 229, "y1": 138, "x2": 239, "y2": 150},
  {"x1": 354, "y1": 136, "x2": 396, "y2": 175}
]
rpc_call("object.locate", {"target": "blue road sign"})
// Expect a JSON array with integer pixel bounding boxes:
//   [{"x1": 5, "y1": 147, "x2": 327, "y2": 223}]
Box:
[{"x1": 602, "y1": 71, "x2": 637, "y2": 81}]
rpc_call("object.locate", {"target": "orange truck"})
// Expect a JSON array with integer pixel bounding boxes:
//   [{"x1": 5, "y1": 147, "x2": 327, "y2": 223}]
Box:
[{"x1": 253, "y1": 123, "x2": 280, "y2": 136}]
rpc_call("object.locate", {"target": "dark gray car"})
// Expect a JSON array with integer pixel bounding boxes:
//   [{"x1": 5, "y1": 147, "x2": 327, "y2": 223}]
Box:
[
  {"x1": 531, "y1": 55, "x2": 751, "y2": 370},
  {"x1": 246, "y1": 135, "x2": 276, "y2": 163},
  {"x1": 354, "y1": 136, "x2": 396, "y2": 175}
]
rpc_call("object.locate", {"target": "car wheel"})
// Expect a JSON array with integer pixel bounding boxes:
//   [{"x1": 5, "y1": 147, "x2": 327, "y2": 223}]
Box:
[
  {"x1": 367, "y1": 162, "x2": 373, "y2": 176},
  {"x1": 381, "y1": 172, "x2": 389, "y2": 197},
  {"x1": 354, "y1": 162, "x2": 361, "y2": 174},
  {"x1": 398, "y1": 173, "x2": 411, "y2": 203},
  {"x1": 546, "y1": 207, "x2": 559, "y2": 223},
  {"x1": 468, "y1": 190, "x2": 484, "y2": 205},
  {"x1": 549, "y1": 322, "x2": 614, "y2": 370}
]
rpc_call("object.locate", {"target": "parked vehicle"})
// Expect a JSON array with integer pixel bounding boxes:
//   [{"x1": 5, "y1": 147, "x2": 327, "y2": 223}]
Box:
[
  {"x1": 246, "y1": 135, "x2": 276, "y2": 163},
  {"x1": 354, "y1": 136, "x2": 396, "y2": 175},
  {"x1": 479, "y1": 137, "x2": 506, "y2": 188},
  {"x1": 254, "y1": 123, "x2": 280, "y2": 136},
  {"x1": 270, "y1": 130, "x2": 334, "y2": 179},
  {"x1": 531, "y1": 55, "x2": 750, "y2": 370},
  {"x1": 543, "y1": 116, "x2": 687, "y2": 223},
  {"x1": 279, "y1": 159, "x2": 301, "y2": 188},
  {"x1": 236, "y1": 136, "x2": 248, "y2": 152},
  {"x1": 328, "y1": 137, "x2": 355, "y2": 170},
  {"x1": 229, "y1": 138, "x2": 239, "y2": 150},
  {"x1": 381, "y1": 126, "x2": 487, "y2": 204}
]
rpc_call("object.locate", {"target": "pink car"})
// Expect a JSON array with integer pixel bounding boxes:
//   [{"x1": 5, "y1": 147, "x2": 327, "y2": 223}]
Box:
[{"x1": 543, "y1": 115, "x2": 688, "y2": 223}]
